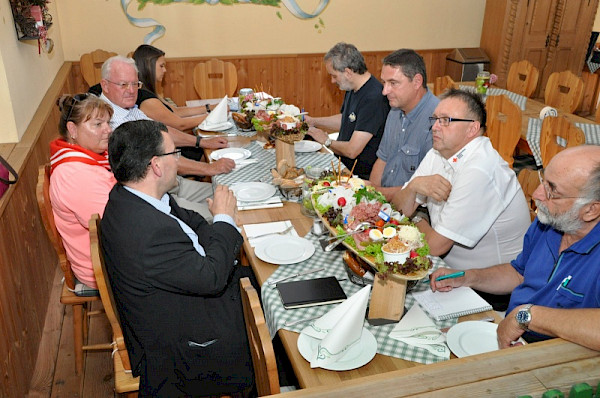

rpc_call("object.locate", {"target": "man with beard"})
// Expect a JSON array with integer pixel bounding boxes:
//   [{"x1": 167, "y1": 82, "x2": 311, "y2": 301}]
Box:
[
  {"x1": 429, "y1": 145, "x2": 600, "y2": 351},
  {"x1": 305, "y1": 42, "x2": 390, "y2": 179}
]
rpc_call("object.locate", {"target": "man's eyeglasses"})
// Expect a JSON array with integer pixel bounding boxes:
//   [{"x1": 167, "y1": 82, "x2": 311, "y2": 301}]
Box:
[
  {"x1": 156, "y1": 149, "x2": 182, "y2": 160},
  {"x1": 428, "y1": 116, "x2": 475, "y2": 128},
  {"x1": 537, "y1": 169, "x2": 582, "y2": 201},
  {"x1": 105, "y1": 80, "x2": 143, "y2": 90},
  {"x1": 65, "y1": 93, "x2": 90, "y2": 122}
]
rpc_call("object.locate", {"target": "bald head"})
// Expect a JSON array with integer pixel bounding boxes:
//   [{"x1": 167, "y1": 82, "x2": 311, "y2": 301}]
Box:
[{"x1": 548, "y1": 145, "x2": 600, "y2": 200}]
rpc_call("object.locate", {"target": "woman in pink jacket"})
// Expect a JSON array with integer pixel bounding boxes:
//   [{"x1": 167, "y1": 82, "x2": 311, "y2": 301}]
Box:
[{"x1": 49, "y1": 93, "x2": 114, "y2": 295}]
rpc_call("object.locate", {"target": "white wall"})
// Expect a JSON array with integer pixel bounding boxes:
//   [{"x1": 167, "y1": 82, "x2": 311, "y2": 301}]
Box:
[{"x1": 0, "y1": 0, "x2": 64, "y2": 143}]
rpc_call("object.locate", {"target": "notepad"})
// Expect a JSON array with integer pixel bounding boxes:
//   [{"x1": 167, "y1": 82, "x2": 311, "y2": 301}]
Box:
[
  {"x1": 412, "y1": 287, "x2": 493, "y2": 321},
  {"x1": 276, "y1": 277, "x2": 347, "y2": 309}
]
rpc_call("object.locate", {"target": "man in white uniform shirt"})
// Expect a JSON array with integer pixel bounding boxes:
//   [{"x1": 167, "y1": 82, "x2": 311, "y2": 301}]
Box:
[{"x1": 393, "y1": 89, "x2": 530, "y2": 309}]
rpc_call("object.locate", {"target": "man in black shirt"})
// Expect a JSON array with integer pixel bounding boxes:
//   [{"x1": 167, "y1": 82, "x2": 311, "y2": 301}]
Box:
[{"x1": 305, "y1": 42, "x2": 390, "y2": 179}]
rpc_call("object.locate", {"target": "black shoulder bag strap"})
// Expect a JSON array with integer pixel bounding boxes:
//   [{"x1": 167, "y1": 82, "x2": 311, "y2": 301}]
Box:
[{"x1": 0, "y1": 155, "x2": 18, "y2": 185}]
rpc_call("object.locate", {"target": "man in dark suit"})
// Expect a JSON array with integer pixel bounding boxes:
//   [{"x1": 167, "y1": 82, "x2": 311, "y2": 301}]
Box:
[{"x1": 101, "y1": 119, "x2": 253, "y2": 397}]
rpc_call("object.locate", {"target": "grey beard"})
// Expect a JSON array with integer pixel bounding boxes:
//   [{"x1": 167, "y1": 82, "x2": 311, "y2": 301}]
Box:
[{"x1": 535, "y1": 200, "x2": 584, "y2": 234}]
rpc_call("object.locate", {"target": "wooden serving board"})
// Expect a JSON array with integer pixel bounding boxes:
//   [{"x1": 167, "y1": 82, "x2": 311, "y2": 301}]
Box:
[{"x1": 311, "y1": 192, "x2": 427, "y2": 282}]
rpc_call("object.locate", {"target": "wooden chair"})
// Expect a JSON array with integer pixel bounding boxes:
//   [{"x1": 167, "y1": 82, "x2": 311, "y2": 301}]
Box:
[
  {"x1": 433, "y1": 75, "x2": 457, "y2": 96},
  {"x1": 240, "y1": 277, "x2": 280, "y2": 396},
  {"x1": 80, "y1": 49, "x2": 117, "y2": 87},
  {"x1": 36, "y1": 164, "x2": 110, "y2": 375},
  {"x1": 506, "y1": 60, "x2": 539, "y2": 98},
  {"x1": 89, "y1": 214, "x2": 140, "y2": 397},
  {"x1": 517, "y1": 168, "x2": 540, "y2": 222},
  {"x1": 193, "y1": 58, "x2": 238, "y2": 99},
  {"x1": 485, "y1": 95, "x2": 522, "y2": 168},
  {"x1": 596, "y1": 101, "x2": 600, "y2": 123},
  {"x1": 539, "y1": 116, "x2": 585, "y2": 168},
  {"x1": 544, "y1": 70, "x2": 584, "y2": 113}
]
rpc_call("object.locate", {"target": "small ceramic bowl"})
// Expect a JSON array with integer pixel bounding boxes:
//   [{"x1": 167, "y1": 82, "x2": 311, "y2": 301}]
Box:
[{"x1": 381, "y1": 247, "x2": 410, "y2": 265}]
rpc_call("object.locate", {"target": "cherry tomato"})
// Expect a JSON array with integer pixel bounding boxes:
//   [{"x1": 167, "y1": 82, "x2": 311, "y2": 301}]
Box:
[
  {"x1": 389, "y1": 219, "x2": 399, "y2": 226},
  {"x1": 410, "y1": 250, "x2": 419, "y2": 258},
  {"x1": 375, "y1": 219, "x2": 385, "y2": 228},
  {"x1": 322, "y1": 181, "x2": 330, "y2": 187},
  {"x1": 337, "y1": 197, "x2": 347, "y2": 206}
]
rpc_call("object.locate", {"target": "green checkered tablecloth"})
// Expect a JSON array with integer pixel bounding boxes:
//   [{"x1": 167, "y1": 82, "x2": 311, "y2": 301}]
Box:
[
  {"x1": 260, "y1": 233, "x2": 457, "y2": 365},
  {"x1": 526, "y1": 117, "x2": 600, "y2": 166},
  {"x1": 459, "y1": 85, "x2": 527, "y2": 110},
  {"x1": 212, "y1": 141, "x2": 338, "y2": 188}
]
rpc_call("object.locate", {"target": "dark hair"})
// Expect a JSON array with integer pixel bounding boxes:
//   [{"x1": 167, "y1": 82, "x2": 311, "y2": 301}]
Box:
[
  {"x1": 439, "y1": 88, "x2": 487, "y2": 133},
  {"x1": 56, "y1": 93, "x2": 113, "y2": 139},
  {"x1": 324, "y1": 42, "x2": 367, "y2": 74},
  {"x1": 109, "y1": 120, "x2": 167, "y2": 183},
  {"x1": 383, "y1": 49, "x2": 428, "y2": 88},
  {"x1": 132, "y1": 44, "x2": 165, "y2": 94}
]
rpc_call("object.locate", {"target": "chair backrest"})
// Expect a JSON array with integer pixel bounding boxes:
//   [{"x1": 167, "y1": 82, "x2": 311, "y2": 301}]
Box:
[
  {"x1": 193, "y1": 58, "x2": 238, "y2": 99},
  {"x1": 433, "y1": 75, "x2": 457, "y2": 96},
  {"x1": 506, "y1": 60, "x2": 539, "y2": 98},
  {"x1": 539, "y1": 116, "x2": 585, "y2": 168},
  {"x1": 596, "y1": 100, "x2": 600, "y2": 123},
  {"x1": 240, "y1": 277, "x2": 279, "y2": 396},
  {"x1": 544, "y1": 70, "x2": 584, "y2": 113},
  {"x1": 36, "y1": 164, "x2": 77, "y2": 289},
  {"x1": 89, "y1": 213, "x2": 132, "y2": 371},
  {"x1": 80, "y1": 49, "x2": 117, "y2": 87},
  {"x1": 485, "y1": 95, "x2": 522, "y2": 168},
  {"x1": 517, "y1": 168, "x2": 540, "y2": 222}
]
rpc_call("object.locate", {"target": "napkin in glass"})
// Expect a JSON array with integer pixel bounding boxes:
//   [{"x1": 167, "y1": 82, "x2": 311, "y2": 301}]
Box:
[
  {"x1": 389, "y1": 304, "x2": 450, "y2": 359},
  {"x1": 199, "y1": 96, "x2": 229, "y2": 130},
  {"x1": 301, "y1": 285, "x2": 371, "y2": 368},
  {"x1": 244, "y1": 220, "x2": 297, "y2": 247}
]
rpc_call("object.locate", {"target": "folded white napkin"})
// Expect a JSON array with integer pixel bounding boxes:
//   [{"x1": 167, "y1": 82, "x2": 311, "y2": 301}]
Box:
[
  {"x1": 301, "y1": 285, "x2": 371, "y2": 368},
  {"x1": 200, "y1": 96, "x2": 229, "y2": 129},
  {"x1": 233, "y1": 158, "x2": 258, "y2": 171},
  {"x1": 244, "y1": 220, "x2": 297, "y2": 247},
  {"x1": 389, "y1": 304, "x2": 450, "y2": 359},
  {"x1": 237, "y1": 196, "x2": 283, "y2": 211}
]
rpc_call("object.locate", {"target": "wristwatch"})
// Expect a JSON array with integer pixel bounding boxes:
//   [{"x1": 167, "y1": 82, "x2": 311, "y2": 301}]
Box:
[
  {"x1": 195, "y1": 134, "x2": 202, "y2": 148},
  {"x1": 411, "y1": 216, "x2": 423, "y2": 224},
  {"x1": 515, "y1": 304, "x2": 533, "y2": 330},
  {"x1": 324, "y1": 138, "x2": 332, "y2": 148}
]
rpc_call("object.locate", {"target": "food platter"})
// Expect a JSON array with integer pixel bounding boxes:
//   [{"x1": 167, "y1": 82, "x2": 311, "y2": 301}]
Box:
[{"x1": 310, "y1": 186, "x2": 429, "y2": 281}]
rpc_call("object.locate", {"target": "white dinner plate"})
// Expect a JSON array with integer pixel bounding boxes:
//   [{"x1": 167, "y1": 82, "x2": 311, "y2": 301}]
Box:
[
  {"x1": 230, "y1": 182, "x2": 276, "y2": 202},
  {"x1": 254, "y1": 235, "x2": 315, "y2": 265},
  {"x1": 294, "y1": 140, "x2": 322, "y2": 153},
  {"x1": 200, "y1": 121, "x2": 234, "y2": 132},
  {"x1": 210, "y1": 148, "x2": 252, "y2": 162},
  {"x1": 446, "y1": 321, "x2": 499, "y2": 358},
  {"x1": 297, "y1": 327, "x2": 377, "y2": 371}
]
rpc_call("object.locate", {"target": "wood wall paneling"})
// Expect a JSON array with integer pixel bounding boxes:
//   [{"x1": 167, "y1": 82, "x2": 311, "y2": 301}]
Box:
[
  {"x1": 71, "y1": 50, "x2": 453, "y2": 115},
  {"x1": 0, "y1": 63, "x2": 72, "y2": 398}
]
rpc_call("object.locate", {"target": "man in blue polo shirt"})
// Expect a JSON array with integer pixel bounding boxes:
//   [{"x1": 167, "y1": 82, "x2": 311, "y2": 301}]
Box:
[{"x1": 429, "y1": 145, "x2": 600, "y2": 351}]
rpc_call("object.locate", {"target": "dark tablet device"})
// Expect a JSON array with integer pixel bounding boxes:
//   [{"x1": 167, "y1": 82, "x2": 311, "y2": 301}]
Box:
[{"x1": 277, "y1": 276, "x2": 347, "y2": 309}]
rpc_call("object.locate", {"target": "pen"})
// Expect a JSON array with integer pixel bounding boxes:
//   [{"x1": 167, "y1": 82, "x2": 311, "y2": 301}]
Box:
[{"x1": 424, "y1": 271, "x2": 465, "y2": 283}]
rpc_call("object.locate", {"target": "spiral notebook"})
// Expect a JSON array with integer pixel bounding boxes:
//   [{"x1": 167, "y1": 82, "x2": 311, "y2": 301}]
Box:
[{"x1": 412, "y1": 287, "x2": 492, "y2": 321}]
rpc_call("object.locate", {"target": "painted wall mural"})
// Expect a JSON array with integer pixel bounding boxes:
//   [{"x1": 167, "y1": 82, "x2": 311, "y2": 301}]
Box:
[{"x1": 121, "y1": 0, "x2": 329, "y2": 44}]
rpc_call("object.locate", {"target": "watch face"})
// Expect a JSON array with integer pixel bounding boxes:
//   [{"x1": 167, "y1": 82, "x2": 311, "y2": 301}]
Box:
[{"x1": 516, "y1": 309, "x2": 531, "y2": 326}]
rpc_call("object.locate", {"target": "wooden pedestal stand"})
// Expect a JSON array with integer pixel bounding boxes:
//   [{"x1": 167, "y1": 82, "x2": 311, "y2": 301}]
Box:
[
  {"x1": 367, "y1": 275, "x2": 407, "y2": 325},
  {"x1": 275, "y1": 139, "x2": 296, "y2": 168}
]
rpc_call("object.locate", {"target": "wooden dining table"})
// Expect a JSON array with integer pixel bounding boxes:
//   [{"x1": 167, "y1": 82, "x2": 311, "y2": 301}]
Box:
[{"x1": 200, "y1": 124, "x2": 600, "y2": 397}]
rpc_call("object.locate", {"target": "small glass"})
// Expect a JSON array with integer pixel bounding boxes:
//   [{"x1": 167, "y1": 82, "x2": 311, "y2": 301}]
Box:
[
  {"x1": 475, "y1": 71, "x2": 490, "y2": 95},
  {"x1": 301, "y1": 178, "x2": 316, "y2": 217},
  {"x1": 238, "y1": 88, "x2": 253, "y2": 112}
]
